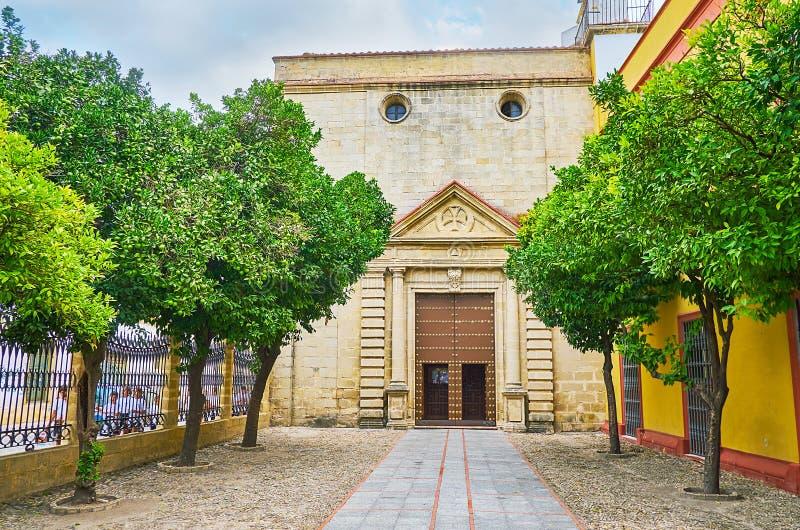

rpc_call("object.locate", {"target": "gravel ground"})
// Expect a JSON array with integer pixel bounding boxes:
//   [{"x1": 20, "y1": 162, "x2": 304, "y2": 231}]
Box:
[
  {"x1": 509, "y1": 431, "x2": 800, "y2": 530},
  {"x1": 0, "y1": 427, "x2": 402, "y2": 530}
]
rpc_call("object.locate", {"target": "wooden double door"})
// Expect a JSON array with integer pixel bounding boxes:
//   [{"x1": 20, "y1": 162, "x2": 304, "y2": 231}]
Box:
[{"x1": 414, "y1": 293, "x2": 496, "y2": 426}]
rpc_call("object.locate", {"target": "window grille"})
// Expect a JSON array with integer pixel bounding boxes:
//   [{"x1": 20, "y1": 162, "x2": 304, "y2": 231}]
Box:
[
  {"x1": 621, "y1": 354, "x2": 642, "y2": 436},
  {"x1": 178, "y1": 338, "x2": 225, "y2": 424},
  {"x1": 682, "y1": 318, "x2": 712, "y2": 457},
  {"x1": 232, "y1": 346, "x2": 256, "y2": 416},
  {"x1": 0, "y1": 334, "x2": 74, "y2": 453},
  {"x1": 96, "y1": 325, "x2": 169, "y2": 438}
]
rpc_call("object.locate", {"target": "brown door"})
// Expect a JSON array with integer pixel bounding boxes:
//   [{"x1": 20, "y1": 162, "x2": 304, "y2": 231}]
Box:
[
  {"x1": 415, "y1": 293, "x2": 495, "y2": 426},
  {"x1": 462, "y1": 364, "x2": 486, "y2": 421},
  {"x1": 423, "y1": 364, "x2": 449, "y2": 420}
]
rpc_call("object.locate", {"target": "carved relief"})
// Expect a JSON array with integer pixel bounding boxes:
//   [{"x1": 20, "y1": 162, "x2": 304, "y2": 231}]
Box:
[
  {"x1": 448, "y1": 268, "x2": 463, "y2": 292},
  {"x1": 436, "y1": 205, "x2": 474, "y2": 233}
]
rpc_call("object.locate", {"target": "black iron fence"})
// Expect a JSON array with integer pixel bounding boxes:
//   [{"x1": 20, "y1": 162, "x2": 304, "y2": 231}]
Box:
[
  {"x1": 178, "y1": 338, "x2": 226, "y2": 423},
  {"x1": 575, "y1": 0, "x2": 654, "y2": 45},
  {"x1": 232, "y1": 346, "x2": 256, "y2": 416},
  {"x1": 0, "y1": 336, "x2": 74, "y2": 452},
  {"x1": 96, "y1": 326, "x2": 170, "y2": 438}
]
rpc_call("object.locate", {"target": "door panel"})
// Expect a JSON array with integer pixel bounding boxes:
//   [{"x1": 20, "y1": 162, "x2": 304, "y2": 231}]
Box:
[
  {"x1": 415, "y1": 293, "x2": 496, "y2": 425},
  {"x1": 423, "y1": 364, "x2": 449, "y2": 420},
  {"x1": 462, "y1": 364, "x2": 486, "y2": 421}
]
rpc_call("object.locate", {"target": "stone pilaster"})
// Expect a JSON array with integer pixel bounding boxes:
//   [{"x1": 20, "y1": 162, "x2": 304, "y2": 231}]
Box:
[
  {"x1": 162, "y1": 338, "x2": 182, "y2": 428},
  {"x1": 386, "y1": 267, "x2": 410, "y2": 429},
  {"x1": 358, "y1": 269, "x2": 388, "y2": 428},
  {"x1": 525, "y1": 307, "x2": 555, "y2": 433},
  {"x1": 502, "y1": 280, "x2": 527, "y2": 431}
]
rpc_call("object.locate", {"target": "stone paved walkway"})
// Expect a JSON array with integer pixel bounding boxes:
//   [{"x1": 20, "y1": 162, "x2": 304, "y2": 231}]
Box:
[{"x1": 323, "y1": 429, "x2": 580, "y2": 530}]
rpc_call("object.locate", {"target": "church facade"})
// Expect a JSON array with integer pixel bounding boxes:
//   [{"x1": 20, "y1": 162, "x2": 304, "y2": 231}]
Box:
[{"x1": 267, "y1": 46, "x2": 609, "y2": 433}]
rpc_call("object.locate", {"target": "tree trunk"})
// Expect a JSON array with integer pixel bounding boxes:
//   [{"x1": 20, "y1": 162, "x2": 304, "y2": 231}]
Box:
[
  {"x1": 74, "y1": 339, "x2": 106, "y2": 503},
  {"x1": 177, "y1": 331, "x2": 210, "y2": 466},
  {"x1": 602, "y1": 347, "x2": 622, "y2": 455},
  {"x1": 241, "y1": 342, "x2": 280, "y2": 447},
  {"x1": 703, "y1": 397, "x2": 726, "y2": 494}
]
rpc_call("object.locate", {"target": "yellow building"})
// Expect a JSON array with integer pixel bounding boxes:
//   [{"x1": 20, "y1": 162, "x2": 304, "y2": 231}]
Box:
[{"x1": 608, "y1": 0, "x2": 800, "y2": 495}]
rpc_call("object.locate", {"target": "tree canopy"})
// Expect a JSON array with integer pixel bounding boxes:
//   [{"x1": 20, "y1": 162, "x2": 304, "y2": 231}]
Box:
[
  {"x1": 0, "y1": 100, "x2": 114, "y2": 347},
  {"x1": 505, "y1": 73, "x2": 673, "y2": 454}
]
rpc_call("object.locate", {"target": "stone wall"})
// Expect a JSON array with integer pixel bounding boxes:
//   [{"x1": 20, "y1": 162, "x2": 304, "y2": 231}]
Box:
[{"x1": 267, "y1": 47, "x2": 603, "y2": 431}]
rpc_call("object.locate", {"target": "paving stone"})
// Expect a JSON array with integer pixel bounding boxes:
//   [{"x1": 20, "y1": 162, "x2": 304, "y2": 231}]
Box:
[{"x1": 324, "y1": 429, "x2": 577, "y2": 529}]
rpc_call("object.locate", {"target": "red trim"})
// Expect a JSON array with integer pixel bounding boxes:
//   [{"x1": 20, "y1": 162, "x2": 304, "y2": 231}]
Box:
[
  {"x1": 428, "y1": 429, "x2": 450, "y2": 530},
  {"x1": 621, "y1": 0, "x2": 725, "y2": 90},
  {"x1": 461, "y1": 430, "x2": 476, "y2": 530},
  {"x1": 618, "y1": 429, "x2": 800, "y2": 495},
  {"x1": 786, "y1": 298, "x2": 800, "y2": 464},
  {"x1": 677, "y1": 311, "x2": 702, "y2": 453},
  {"x1": 392, "y1": 180, "x2": 520, "y2": 229}
]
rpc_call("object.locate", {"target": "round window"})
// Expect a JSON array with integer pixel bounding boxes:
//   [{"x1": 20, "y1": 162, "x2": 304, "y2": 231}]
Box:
[
  {"x1": 496, "y1": 91, "x2": 528, "y2": 121},
  {"x1": 501, "y1": 100, "x2": 522, "y2": 119},
  {"x1": 380, "y1": 93, "x2": 412, "y2": 123},
  {"x1": 386, "y1": 103, "x2": 407, "y2": 121}
]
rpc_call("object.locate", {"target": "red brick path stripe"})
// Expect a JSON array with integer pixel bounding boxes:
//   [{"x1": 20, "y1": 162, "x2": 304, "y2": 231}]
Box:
[
  {"x1": 428, "y1": 429, "x2": 450, "y2": 530},
  {"x1": 461, "y1": 430, "x2": 476, "y2": 530}
]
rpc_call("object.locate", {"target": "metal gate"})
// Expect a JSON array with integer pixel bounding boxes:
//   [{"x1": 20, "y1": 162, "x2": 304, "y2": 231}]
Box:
[
  {"x1": 414, "y1": 293, "x2": 495, "y2": 425},
  {"x1": 682, "y1": 318, "x2": 712, "y2": 457},
  {"x1": 621, "y1": 354, "x2": 642, "y2": 436}
]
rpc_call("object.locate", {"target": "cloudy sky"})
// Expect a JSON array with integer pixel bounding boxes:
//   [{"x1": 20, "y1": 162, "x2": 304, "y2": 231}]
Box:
[{"x1": 8, "y1": 1, "x2": 657, "y2": 109}]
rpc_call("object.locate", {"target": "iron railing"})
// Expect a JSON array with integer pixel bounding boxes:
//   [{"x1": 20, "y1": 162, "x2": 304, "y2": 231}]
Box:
[
  {"x1": 178, "y1": 338, "x2": 225, "y2": 423},
  {"x1": 683, "y1": 318, "x2": 712, "y2": 457},
  {"x1": 96, "y1": 326, "x2": 170, "y2": 438},
  {"x1": 0, "y1": 335, "x2": 74, "y2": 453},
  {"x1": 232, "y1": 346, "x2": 256, "y2": 416},
  {"x1": 621, "y1": 354, "x2": 643, "y2": 436},
  {"x1": 575, "y1": 0, "x2": 654, "y2": 46}
]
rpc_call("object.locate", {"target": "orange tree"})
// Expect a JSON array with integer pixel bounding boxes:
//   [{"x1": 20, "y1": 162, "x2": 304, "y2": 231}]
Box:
[{"x1": 617, "y1": 0, "x2": 800, "y2": 494}]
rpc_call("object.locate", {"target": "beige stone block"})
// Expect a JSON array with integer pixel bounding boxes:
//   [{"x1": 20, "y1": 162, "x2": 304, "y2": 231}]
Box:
[
  {"x1": 361, "y1": 317, "x2": 385, "y2": 328},
  {"x1": 361, "y1": 377, "x2": 385, "y2": 388},
  {"x1": 527, "y1": 339, "x2": 553, "y2": 351},
  {"x1": 362, "y1": 298, "x2": 385, "y2": 308},
  {"x1": 528, "y1": 380, "x2": 553, "y2": 391},
  {"x1": 527, "y1": 360, "x2": 553, "y2": 370},
  {"x1": 361, "y1": 357, "x2": 385, "y2": 368},
  {"x1": 360, "y1": 388, "x2": 384, "y2": 398},
  {"x1": 361, "y1": 328, "x2": 384, "y2": 338},
  {"x1": 361, "y1": 338, "x2": 385, "y2": 349},
  {"x1": 360, "y1": 398, "x2": 384, "y2": 408},
  {"x1": 528, "y1": 391, "x2": 554, "y2": 402},
  {"x1": 526, "y1": 329, "x2": 552, "y2": 340},
  {"x1": 360, "y1": 368, "x2": 385, "y2": 378},
  {"x1": 529, "y1": 401, "x2": 554, "y2": 412},
  {"x1": 529, "y1": 370, "x2": 553, "y2": 381},
  {"x1": 527, "y1": 349, "x2": 553, "y2": 360}
]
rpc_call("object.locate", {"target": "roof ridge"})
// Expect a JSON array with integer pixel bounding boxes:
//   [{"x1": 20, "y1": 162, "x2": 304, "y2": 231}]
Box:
[{"x1": 273, "y1": 45, "x2": 584, "y2": 61}]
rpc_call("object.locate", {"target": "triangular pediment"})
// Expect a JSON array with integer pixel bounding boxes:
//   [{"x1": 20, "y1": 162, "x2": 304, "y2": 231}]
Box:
[{"x1": 391, "y1": 181, "x2": 518, "y2": 242}]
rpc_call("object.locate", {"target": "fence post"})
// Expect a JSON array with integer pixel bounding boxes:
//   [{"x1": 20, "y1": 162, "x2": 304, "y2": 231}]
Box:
[
  {"x1": 221, "y1": 343, "x2": 234, "y2": 420},
  {"x1": 162, "y1": 339, "x2": 181, "y2": 428}
]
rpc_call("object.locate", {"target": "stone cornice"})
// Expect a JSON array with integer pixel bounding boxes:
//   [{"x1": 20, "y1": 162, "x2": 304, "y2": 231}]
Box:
[{"x1": 282, "y1": 75, "x2": 593, "y2": 93}]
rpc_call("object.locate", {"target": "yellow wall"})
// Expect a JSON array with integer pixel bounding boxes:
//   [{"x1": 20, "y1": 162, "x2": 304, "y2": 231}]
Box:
[
  {"x1": 618, "y1": 0, "x2": 706, "y2": 91},
  {"x1": 616, "y1": 295, "x2": 799, "y2": 464}
]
